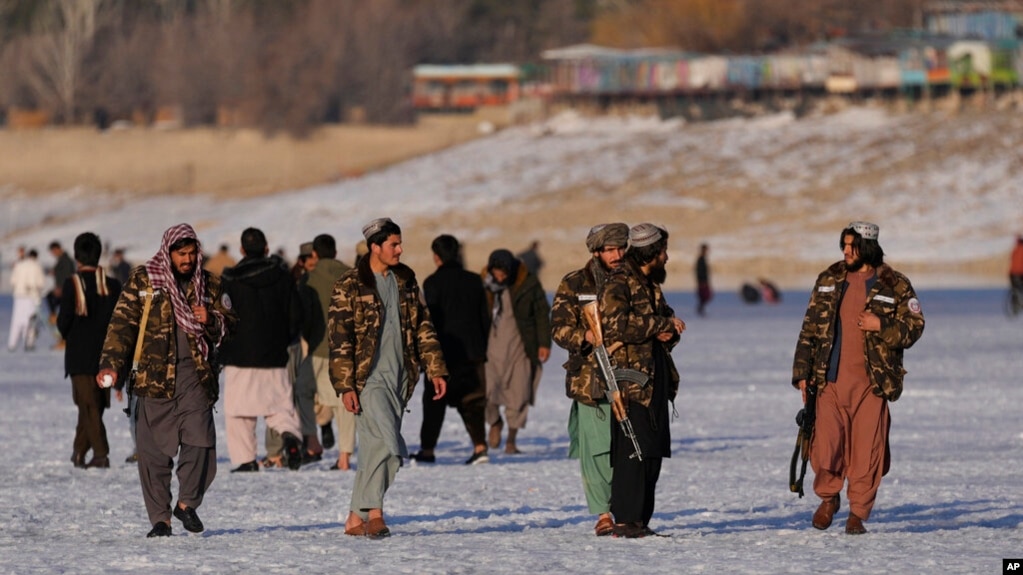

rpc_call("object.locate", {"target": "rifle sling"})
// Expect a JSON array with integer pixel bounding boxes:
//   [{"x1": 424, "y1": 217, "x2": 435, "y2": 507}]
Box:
[{"x1": 131, "y1": 288, "x2": 154, "y2": 375}]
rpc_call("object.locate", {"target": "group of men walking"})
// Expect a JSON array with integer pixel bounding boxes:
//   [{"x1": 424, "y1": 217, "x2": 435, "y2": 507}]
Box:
[{"x1": 43, "y1": 214, "x2": 923, "y2": 540}]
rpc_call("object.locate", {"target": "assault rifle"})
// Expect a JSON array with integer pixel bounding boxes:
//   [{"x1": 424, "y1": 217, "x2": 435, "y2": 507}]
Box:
[
  {"x1": 788, "y1": 383, "x2": 816, "y2": 498},
  {"x1": 581, "y1": 299, "x2": 649, "y2": 462}
]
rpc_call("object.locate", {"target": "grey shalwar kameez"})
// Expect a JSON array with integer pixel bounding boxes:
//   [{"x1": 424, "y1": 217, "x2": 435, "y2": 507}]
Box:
[
  {"x1": 350, "y1": 272, "x2": 407, "y2": 519},
  {"x1": 485, "y1": 289, "x2": 534, "y2": 429},
  {"x1": 136, "y1": 329, "x2": 217, "y2": 526}
]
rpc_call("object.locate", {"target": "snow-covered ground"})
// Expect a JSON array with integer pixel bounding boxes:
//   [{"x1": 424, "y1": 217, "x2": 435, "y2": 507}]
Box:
[{"x1": 1, "y1": 288, "x2": 1020, "y2": 574}]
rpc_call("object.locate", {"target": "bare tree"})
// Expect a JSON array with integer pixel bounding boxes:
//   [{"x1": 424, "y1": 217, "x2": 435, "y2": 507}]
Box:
[{"x1": 21, "y1": 0, "x2": 111, "y2": 122}]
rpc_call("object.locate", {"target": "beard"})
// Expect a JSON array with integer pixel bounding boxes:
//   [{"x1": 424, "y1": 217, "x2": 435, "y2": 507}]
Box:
[
  {"x1": 647, "y1": 262, "x2": 667, "y2": 285},
  {"x1": 844, "y1": 258, "x2": 864, "y2": 272},
  {"x1": 173, "y1": 267, "x2": 195, "y2": 282}
]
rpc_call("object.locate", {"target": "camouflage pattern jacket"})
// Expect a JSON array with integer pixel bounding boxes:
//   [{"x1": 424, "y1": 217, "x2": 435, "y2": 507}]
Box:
[
  {"x1": 551, "y1": 259, "x2": 606, "y2": 406},
  {"x1": 327, "y1": 258, "x2": 447, "y2": 404},
  {"x1": 792, "y1": 262, "x2": 925, "y2": 401},
  {"x1": 99, "y1": 266, "x2": 236, "y2": 404},
  {"x1": 600, "y1": 259, "x2": 680, "y2": 408}
]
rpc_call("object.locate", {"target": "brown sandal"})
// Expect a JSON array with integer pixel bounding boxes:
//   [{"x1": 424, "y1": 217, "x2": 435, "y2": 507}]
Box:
[
  {"x1": 594, "y1": 516, "x2": 614, "y2": 537},
  {"x1": 344, "y1": 521, "x2": 366, "y2": 537},
  {"x1": 366, "y1": 517, "x2": 390, "y2": 539}
]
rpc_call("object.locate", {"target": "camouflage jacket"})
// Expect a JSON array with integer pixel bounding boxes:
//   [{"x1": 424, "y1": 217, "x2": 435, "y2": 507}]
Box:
[
  {"x1": 327, "y1": 258, "x2": 447, "y2": 404},
  {"x1": 99, "y1": 266, "x2": 236, "y2": 404},
  {"x1": 551, "y1": 259, "x2": 606, "y2": 406},
  {"x1": 792, "y1": 261, "x2": 925, "y2": 401},
  {"x1": 600, "y1": 259, "x2": 680, "y2": 408}
]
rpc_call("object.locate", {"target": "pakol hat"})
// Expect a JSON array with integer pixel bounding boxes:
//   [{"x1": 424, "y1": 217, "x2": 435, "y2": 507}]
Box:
[
  {"x1": 629, "y1": 223, "x2": 665, "y2": 248},
  {"x1": 586, "y1": 223, "x2": 629, "y2": 252},
  {"x1": 847, "y1": 221, "x2": 879, "y2": 240},
  {"x1": 362, "y1": 218, "x2": 395, "y2": 241}
]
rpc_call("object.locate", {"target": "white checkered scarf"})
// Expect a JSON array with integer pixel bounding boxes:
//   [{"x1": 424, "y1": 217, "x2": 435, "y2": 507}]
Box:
[{"x1": 145, "y1": 223, "x2": 222, "y2": 357}]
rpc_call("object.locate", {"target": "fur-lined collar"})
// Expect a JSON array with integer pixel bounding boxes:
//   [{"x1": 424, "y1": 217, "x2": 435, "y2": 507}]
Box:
[{"x1": 827, "y1": 261, "x2": 898, "y2": 287}]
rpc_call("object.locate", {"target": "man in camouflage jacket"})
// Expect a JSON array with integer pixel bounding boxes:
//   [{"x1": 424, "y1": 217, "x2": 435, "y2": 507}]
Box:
[
  {"x1": 329, "y1": 218, "x2": 447, "y2": 538},
  {"x1": 600, "y1": 223, "x2": 685, "y2": 538},
  {"x1": 551, "y1": 223, "x2": 629, "y2": 537},
  {"x1": 97, "y1": 223, "x2": 236, "y2": 537},
  {"x1": 792, "y1": 221, "x2": 924, "y2": 535}
]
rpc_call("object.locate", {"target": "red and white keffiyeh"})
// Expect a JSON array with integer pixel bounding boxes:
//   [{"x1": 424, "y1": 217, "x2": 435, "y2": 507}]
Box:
[{"x1": 145, "y1": 223, "x2": 223, "y2": 357}]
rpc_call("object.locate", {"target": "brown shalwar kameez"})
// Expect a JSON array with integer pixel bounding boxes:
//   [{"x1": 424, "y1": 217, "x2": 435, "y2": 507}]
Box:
[
  {"x1": 136, "y1": 329, "x2": 217, "y2": 526},
  {"x1": 812, "y1": 270, "x2": 889, "y2": 521}
]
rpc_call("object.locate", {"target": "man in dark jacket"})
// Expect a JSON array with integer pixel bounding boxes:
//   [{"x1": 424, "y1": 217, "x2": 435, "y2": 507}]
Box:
[
  {"x1": 483, "y1": 249, "x2": 551, "y2": 455},
  {"x1": 58, "y1": 232, "x2": 122, "y2": 469},
  {"x1": 47, "y1": 240, "x2": 76, "y2": 349},
  {"x1": 220, "y1": 228, "x2": 305, "y2": 472},
  {"x1": 412, "y1": 234, "x2": 491, "y2": 465}
]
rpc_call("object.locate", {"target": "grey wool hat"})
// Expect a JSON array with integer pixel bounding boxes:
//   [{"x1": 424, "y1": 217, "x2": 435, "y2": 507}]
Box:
[
  {"x1": 847, "y1": 221, "x2": 879, "y2": 240},
  {"x1": 629, "y1": 223, "x2": 664, "y2": 248},
  {"x1": 586, "y1": 223, "x2": 629, "y2": 252},
  {"x1": 362, "y1": 217, "x2": 394, "y2": 240}
]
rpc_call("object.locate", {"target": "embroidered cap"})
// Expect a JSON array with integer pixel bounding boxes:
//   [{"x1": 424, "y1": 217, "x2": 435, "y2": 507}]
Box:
[
  {"x1": 847, "y1": 221, "x2": 879, "y2": 240},
  {"x1": 629, "y1": 223, "x2": 664, "y2": 248},
  {"x1": 586, "y1": 223, "x2": 629, "y2": 252},
  {"x1": 362, "y1": 218, "x2": 395, "y2": 240}
]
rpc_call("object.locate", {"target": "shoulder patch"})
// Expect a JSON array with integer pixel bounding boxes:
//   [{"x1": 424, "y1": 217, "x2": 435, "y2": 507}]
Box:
[
  {"x1": 907, "y1": 297, "x2": 921, "y2": 314},
  {"x1": 221, "y1": 293, "x2": 232, "y2": 310},
  {"x1": 817, "y1": 285, "x2": 835, "y2": 293},
  {"x1": 578, "y1": 294, "x2": 597, "y2": 302}
]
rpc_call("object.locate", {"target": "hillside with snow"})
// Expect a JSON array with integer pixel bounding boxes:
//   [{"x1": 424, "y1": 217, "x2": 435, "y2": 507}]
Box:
[{"x1": 2, "y1": 104, "x2": 1021, "y2": 291}]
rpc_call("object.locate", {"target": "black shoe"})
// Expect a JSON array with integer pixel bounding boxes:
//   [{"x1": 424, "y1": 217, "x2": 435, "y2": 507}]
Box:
[
  {"x1": 231, "y1": 460, "x2": 259, "y2": 472},
  {"x1": 465, "y1": 451, "x2": 489, "y2": 465},
  {"x1": 86, "y1": 456, "x2": 110, "y2": 469},
  {"x1": 411, "y1": 451, "x2": 436, "y2": 463},
  {"x1": 302, "y1": 452, "x2": 322, "y2": 465},
  {"x1": 70, "y1": 452, "x2": 86, "y2": 469},
  {"x1": 147, "y1": 522, "x2": 172, "y2": 538},
  {"x1": 321, "y1": 423, "x2": 335, "y2": 450},
  {"x1": 283, "y1": 433, "x2": 303, "y2": 471},
  {"x1": 173, "y1": 505, "x2": 204, "y2": 533}
]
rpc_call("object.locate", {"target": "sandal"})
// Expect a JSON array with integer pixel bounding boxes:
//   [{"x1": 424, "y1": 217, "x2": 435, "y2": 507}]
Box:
[{"x1": 594, "y1": 515, "x2": 614, "y2": 537}]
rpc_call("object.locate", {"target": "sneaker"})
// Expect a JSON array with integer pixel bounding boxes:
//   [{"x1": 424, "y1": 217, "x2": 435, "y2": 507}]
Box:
[
  {"x1": 173, "y1": 505, "x2": 204, "y2": 533},
  {"x1": 146, "y1": 522, "x2": 172, "y2": 538},
  {"x1": 465, "y1": 451, "x2": 489, "y2": 465},
  {"x1": 411, "y1": 451, "x2": 436, "y2": 463},
  {"x1": 231, "y1": 460, "x2": 260, "y2": 472},
  {"x1": 283, "y1": 433, "x2": 303, "y2": 471},
  {"x1": 321, "y1": 423, "x2": 335, "y2": 450}
]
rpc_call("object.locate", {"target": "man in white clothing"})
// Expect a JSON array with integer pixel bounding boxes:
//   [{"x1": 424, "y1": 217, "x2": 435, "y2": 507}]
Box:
[{"x1": 8, "y1": 249, "x2": 46, "y2": 351}]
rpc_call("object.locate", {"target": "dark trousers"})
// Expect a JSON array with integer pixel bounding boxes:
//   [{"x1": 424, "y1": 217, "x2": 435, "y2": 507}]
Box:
[
  {"x1": 420, "y1": 361, "x2": 487, "y2": 450},
  {"x1": 71, "y1": 374, "x2": 110, "y2": 458},
  {"x1": 610, "y1": 400, "x2": 664, "y2": 525}
]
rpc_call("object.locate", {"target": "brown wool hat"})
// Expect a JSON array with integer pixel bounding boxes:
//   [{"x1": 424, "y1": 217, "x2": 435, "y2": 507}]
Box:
[
  {"x1": 586, "y1": 223, "x2": 629, "y2": 252},
  {"x1": 629, "y1": 223, "x2": 665, "y2": 248}
]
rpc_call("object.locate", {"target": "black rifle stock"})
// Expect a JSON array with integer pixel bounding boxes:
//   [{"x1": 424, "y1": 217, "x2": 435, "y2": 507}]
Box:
[
  {"x1": 582, "y1": 300, "x2": 647, "y2": 462},
  {"x1": 789, "y1": 383, "x2": 816, "y2": 497}
]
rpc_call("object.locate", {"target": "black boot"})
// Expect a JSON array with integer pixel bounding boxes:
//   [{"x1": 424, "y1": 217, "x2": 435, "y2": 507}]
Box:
[{"x1": 321, "y1": 423, "x2": 335, "y2": 450}]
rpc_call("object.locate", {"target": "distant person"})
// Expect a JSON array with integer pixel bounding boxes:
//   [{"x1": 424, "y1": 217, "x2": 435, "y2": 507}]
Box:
[
  {"x1": 1010, "y1": 234, "x2": 1023, "y2": 295},
  {"x1": 306, "y1": 233, "x2": 354, "y2": 470},
  {"x1": 354, "y1": 240, "x2": 369, "y2": 267},
  {"x1": 517, "y1": 240, "x2": 544, "y2": 277},
  {"x1": 97, "y1": 223, "x2": 236, "y2": 537},
  {"x1": 204, "y1": 244, "x2": 236, "y2": 276},
  {"x1": 57, "y1": 232, "x2": 122, "y2": 469},
  {"x1": 109, "y1": 248, "x2": 133, "y2": 285},
  {"x1": 412, "y1": 234, "x2": 491, "y2": 465},
  {"x1": 47, "y1": 241, "x2": 76, "y2": 349},
  {"x1": 7, "y1": 249, "x2": 45, "y2": 352},
  {"x1": 740, "y1": 283, "x2": 761, "y2": 304},
  {"x1": 483, "y1": 249, "x2": 551, "y2": 454},
  {"x1": 330, "y1": 218, "x2": 447, "y2": 538},
  {"x1": 601, "y1": 223, "x2": 685, "y2": 538},
  {"x1": 695, "y1": 243, "x2": 712, "y2": 316},
  {"x1": 759, "y1": 278, "x2": 781, "y2": 304},
  {"x1": 219, "y1": 228, "x2": 305, "y2": 472},
  {"x1": 551, "y1": 222, "x2": 629, "y2": 537},
  {"x1": 792, "y1": 221, "x2": 924, "y2": 535}
]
